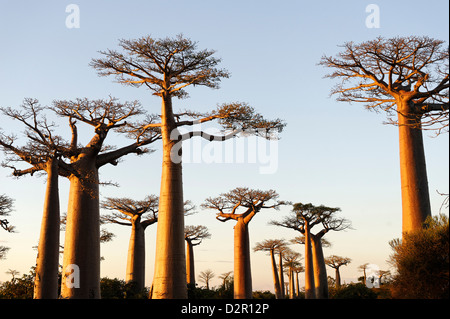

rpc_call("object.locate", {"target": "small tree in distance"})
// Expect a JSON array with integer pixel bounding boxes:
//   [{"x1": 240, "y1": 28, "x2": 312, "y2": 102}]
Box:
[
  {"x1": 253, "y1": 239, "x2": 287, "y2": 299},
  {"x1": 202, "y1": 187, "x2": 288, "y2": 299},
  {"x1": 185, "y1": 225, "x2": 211, "y2": 287},
  {"x1": 325, "y1": 255, "x2": 351, "y2": 288},
  {"x1": 101, "y1": 195, "x2": 159, "y2": 292}
]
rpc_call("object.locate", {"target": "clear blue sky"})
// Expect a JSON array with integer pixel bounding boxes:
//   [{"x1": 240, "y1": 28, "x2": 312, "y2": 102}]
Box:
[{"x1": 0, "y1": 0, "x2": 448, "y2": 291}]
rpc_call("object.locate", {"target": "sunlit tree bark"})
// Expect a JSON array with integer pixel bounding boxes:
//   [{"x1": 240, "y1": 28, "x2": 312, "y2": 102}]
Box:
[
  {"x1": 50, "y1": 97, "x2": 159, "y2": 299},
  {"x1": 282, "y1": 249, "x2": 301, "y2": 299},
  {"x1": 272, "y1": 203, "x2": 351, "y2": 299},
  {"x1": 101, "y1": 196, "x2": 159, "y2": 291},
  {"x1": 91, "y1": 34, "x2": 285, "y2": 299},
  {"x1": 0, "y1": 99, "x2": 70, "y2": 299},
  {"x1": 253, "y1": 239, "x2": 287, "y2": 299},
  {"x1": 185, "y1": 225, "x2": 211, "y2": 287},
  {"x1": 320, "y1": 36, "x2": 449, "y2": 234},
  {"x1": 203, "y1": 188, "x2": 287, "y2": 299},
  {"x1": 325, "y1": 255, "x2": 351, "y2": 288}
]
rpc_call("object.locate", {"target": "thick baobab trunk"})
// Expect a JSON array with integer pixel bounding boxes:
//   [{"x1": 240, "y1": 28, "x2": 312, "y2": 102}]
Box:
[
  {"x1": 335, "y1": 268, "x2": 341, "y2": 288},
  {"x1": 278, "y1": 252, "x2": 285, "y2": 298},
  {"x1": 61, "y1": 161, "x2": 101, "y2": 299},
  {"x1": 288, "y1": 268, "x2": 295, "y2": 299},
  {"x1": 234, "y1": 218, "x2": 252, "y2": 299},
  {"x1": 186, "y1": 240, "x2": 195, "y2": 286},
  {"x1": 311, "y1": 235, "x2": 328, "y2": 299},
  {"x1": 270, "y1": 249, "x2": 282, "y2": 299},
  {"x1": 152, "y1": 95, "x2": 187, "y2": 299},
  {"x1": 126, "y1": 216, "x2": 146, "y2": 291},
  {"x1": 304, "y1": 224, "x2": 316, "y2": 299},
  {"x1": 34, "y1": 159, "x2": 60, "y2": 299},
  {"x1": 397, "y1": 102, "x2": 432, "y2": 235}
]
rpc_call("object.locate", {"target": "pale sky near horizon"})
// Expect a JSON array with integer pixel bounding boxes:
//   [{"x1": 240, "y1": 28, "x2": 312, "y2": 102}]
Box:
[{"x1": 0, "y1": 0, "x2": 448, "y2": 292}]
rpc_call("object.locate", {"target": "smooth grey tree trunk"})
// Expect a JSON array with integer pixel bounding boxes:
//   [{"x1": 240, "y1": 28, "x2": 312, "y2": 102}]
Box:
[
  {"x1": 61, "y1": 161, "x2": 101, "y2": 299},
  {"x1": 126, "y1": 216, "x2": 146, "y2": 291},
  {"x1": 33, "y1": 158, "x2": 60, "y2": 299},
  {"x1": 152, "y1": 95, "x2": 187, "y2": 299}
]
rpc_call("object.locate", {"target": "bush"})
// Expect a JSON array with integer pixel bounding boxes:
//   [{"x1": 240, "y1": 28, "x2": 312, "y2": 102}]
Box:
[
  {"x1": 389, "y1": 214, "x2": 449, "y2": 299},
  {"x1": 330, "y1": 283, "x2": 377, "y2": 299}
]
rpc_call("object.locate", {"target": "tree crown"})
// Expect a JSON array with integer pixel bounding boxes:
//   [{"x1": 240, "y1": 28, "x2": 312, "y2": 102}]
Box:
[{"x1": 320, "y1": 36, "x2": 449, "y2": 132}]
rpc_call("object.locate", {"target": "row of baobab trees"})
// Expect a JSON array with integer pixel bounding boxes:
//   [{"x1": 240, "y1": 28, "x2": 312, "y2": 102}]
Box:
[
  {"x1": 101, "y1": 190, "x2": 351, "y2": 299},
  {"x1": 0, "y1": 34, "x2": 448, "y2": 299}
]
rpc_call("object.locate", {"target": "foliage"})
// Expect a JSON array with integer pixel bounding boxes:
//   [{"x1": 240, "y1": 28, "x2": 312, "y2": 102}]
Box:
[
  {"x1": 389, "y1": 214, "x2": 449, "y2": 299},
  {"x1": 253, "y1": 290, "x2": 276, "y2": 299},
  {"x1": 100, "y1": 277, "x2": 149, "y2": 299},
  {"x1": 329, "y1": 283, "x2": 377, "y2": 299},
  {"x1": 0, "y1": 270, "x2": 34, "y2": 299}
]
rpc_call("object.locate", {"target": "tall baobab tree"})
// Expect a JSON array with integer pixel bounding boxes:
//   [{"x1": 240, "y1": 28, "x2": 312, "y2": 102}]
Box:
[
  {"x1": 320, "y1": 36, "x2": 449, "y2": 234},
  {"x1": 202, "y1": 187, "x2": 287, "y2": 299},
  {"x1": 272, "y1": 203, "x2": 351, "y2": 299},
  {"x1": 253, "y1": 239, "x2": 287, "y2": 299},
  {"x1": 101, "y1": 195, "x2": 159, "y2": 291},
  {"x1": 292, "y1": 264, "x2": 304, "y2": 297},
  {"x1": 50, "y1": 97, "x2": 160, "y2": 299},
  {"x1": 91, "y1": 34, "x2": 286, "y2": 299},
  {"x1": 282, "y1": 249, "x2": 302, "y2": 299},
  {"x1": 325, "y1": 255, "x2": 351, "y2": 288},
  {"x1": 185, "y1": 225, "x2": 211, "y2": 287},
  {"x1": 0, "y1": 98, "x2": 72, "y2": 299},
  {"x1": 275, "y1": 243, "x2": 290, "y2": 299}
]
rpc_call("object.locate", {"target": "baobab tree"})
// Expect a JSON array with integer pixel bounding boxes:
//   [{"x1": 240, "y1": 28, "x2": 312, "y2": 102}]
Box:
[
  {"x1": 320, "y1": 36, "x2": 449, "y2": 234},
  {"x1": 253, "y1": 239, "x2": 287, "y2": 299},
  {"x1": 325, "y1": 255, "x2": 351, "y2": 288},
  {"x1": 50, "y1": 97, "x2": 160, "y2": 299},
  {"x1": 0, "y1": 98, "x2": 72, "y2": 299},
  {"x1": 198, "y1": 269, "x2": 215, "y2": 290},
  {"x1": 292, "y1": 264, "x2": 305, "y2": 297},
  {"x1": 202, "y1": 187, "x2": 287, "y2": 299},
  {"x1": 272, "y1": 203, "x2": 350, "y2": 299},
  {"x1": 185, "y1": 225, "x2": 211, "y2": 287},
  {"x1": 358, "y1": 263, "x2": 370, "y2": 285},
  {"x1": 282, "y1": 249, "x2": 302, "y2": 299},
  {"x1": 275, "y1": 243, "x2": 290, "y2": 299},
  {"x1": 91, "y1": 34, "x2": 286, "y2": 299},
  {"x1": 101, "y1": 195, "x2": 159, "y2": 291}
]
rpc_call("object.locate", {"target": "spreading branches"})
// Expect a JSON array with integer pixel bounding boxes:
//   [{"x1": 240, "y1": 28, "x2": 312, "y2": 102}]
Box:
[
  {"x1": 0, "y1": 194, "x2": 15, "y2": 232},
  {"x1": 184, "y1": 225, "x2": 211, "y2": 246},
  {"x1": 101, "y1": 195, "x2": 159, "y2": 228},
  {"x1": 270, "y1": 203, "x2": 351, "y2": 236},
  {"x1": 202, "y1": 187, "x2": 288, "y2": 224},
  {"x1": 253, "y1": 239, "x2": 289, "y2": 255},
  {"x1": 320, "y1": 36, "x2": 449, "y2": 133},
  {"x1": 90, "y1": 34, "x2": 230, "y2": 99},
  {"x1": 0, "y1": 98, "x2": 71, "y2": 177},
  {"x1": 175, "y1": 102, "x2": 286, "y2": 141}
]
